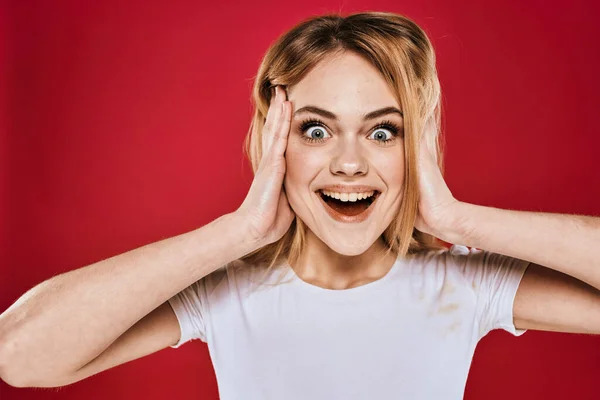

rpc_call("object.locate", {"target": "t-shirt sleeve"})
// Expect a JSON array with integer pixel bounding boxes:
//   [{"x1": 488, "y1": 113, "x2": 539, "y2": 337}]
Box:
[
  {"x1": 448, "y1": 244, "x2": 530, "y2": 338},
  {"x1": 167, "y1": 278, "x2": 209, "y2": 348}
]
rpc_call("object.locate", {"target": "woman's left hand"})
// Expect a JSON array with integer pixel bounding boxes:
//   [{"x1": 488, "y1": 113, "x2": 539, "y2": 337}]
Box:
[{"x1": 414, "y1": 117, "x2": 462, "y2": 239}]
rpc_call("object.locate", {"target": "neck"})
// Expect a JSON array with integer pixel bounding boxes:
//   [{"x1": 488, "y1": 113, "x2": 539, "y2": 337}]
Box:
[{"x1": 289, "y1": 230, "x2": 398, "y2": 290}]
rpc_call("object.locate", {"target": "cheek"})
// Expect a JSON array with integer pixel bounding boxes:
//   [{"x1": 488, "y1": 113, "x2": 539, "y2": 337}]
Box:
[
  {"x1": 377, "y1": 150, "x2": 406, "y2": 189},
  {"x1": 284, "y1": 141, "x2": 323, "y2": 187},
  {"x1": 284, "y1": 142, "x2": 327, "y2": 213}
]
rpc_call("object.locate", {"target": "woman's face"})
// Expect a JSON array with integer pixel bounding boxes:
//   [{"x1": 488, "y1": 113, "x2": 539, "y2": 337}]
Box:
[{"x1": 284, "y1": 51, "x2": 406, "y2": 256}]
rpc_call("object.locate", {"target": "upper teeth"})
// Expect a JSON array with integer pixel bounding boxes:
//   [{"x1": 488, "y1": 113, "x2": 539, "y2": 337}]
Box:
[{"x1": 321, "y1": 190, "x2": 376, "y2": 202}]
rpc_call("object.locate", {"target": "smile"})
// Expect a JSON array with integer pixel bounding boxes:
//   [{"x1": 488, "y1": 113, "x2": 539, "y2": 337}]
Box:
[{"x1": 316, "y1": 189, "x2": 381, "y2": 223}]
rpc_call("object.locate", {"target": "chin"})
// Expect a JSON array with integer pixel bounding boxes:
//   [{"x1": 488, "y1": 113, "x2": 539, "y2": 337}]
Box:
[{"x1": 319, "y1": 233, "x2": 377, "y2": 256}]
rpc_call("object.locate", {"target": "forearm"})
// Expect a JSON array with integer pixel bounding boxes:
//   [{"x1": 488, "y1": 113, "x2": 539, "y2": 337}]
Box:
[
  {"x1": 0, "y1": 212, "x2": 255, "y2": 382},
  {"x1": 445, "y1": 201, "x2": 600, "y2": 289}
]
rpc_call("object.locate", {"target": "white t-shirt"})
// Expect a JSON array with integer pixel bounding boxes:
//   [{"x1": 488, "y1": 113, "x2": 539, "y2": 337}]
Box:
[{"x1": 167, "y1": 244, "x2": 530, "y2": 399}]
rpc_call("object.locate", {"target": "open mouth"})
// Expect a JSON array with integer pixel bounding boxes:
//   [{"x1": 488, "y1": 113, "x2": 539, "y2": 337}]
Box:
[{"x1": 317, "y1": 189, "x2": 381, "y2": 217}]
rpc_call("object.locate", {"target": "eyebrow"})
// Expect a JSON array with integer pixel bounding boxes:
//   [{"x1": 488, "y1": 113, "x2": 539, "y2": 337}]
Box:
[{"x1": 293, "y1": 105, "x2": 403, "y2": 121}]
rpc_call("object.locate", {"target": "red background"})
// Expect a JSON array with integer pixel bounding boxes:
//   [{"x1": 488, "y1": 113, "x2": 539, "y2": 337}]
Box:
[{"x1": 2, "y1": 0, "x2": 600, "y2": 399}]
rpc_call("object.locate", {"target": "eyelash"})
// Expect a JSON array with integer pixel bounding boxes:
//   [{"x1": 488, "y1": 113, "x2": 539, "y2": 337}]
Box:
[{"x1": 298, "y1": 118, "x2": 402, "y2": 144}]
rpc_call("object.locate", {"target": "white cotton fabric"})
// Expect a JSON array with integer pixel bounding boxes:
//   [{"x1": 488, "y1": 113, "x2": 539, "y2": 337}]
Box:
[{"x1": 167, "y1": 244, "x2": 530, "y2": 400}]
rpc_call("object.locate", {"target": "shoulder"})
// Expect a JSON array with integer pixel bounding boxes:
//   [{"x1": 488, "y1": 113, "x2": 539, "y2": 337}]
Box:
[
  {"x1": 381, "y1": 244, "x2": 481, "y2": 278},
  {"x1": 400, "y1": 244, "x2": 499, "y2": 298},
  {"x1": 409, "y1": 243, "x2": 494, "y2": 275},
  {"x1": 203, "y1": 258, "x2": 290, "y2": 297}
]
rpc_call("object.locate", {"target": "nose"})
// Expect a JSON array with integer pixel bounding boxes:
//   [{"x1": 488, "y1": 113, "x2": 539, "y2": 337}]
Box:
[{"x1": 329, "y1": 138, "x2": 368, "y2": 177}]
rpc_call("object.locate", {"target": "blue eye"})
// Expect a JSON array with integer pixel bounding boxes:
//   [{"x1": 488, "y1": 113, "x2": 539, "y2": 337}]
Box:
[
  {"x1": 300, "y1": 120, "x2": 331, "y2": 143},
  {"x1": 369, "y1": 128, "x2": 393, "y2": 142},
  {"x1": 368, "y1": 120, "x2": 402, "y2": 144},
  {"x1": 298, "y1": 118, "x2": 402, "y2": 144},
  {"x1": 305, "y1": 126, "x2": 330, "y2": 140}
]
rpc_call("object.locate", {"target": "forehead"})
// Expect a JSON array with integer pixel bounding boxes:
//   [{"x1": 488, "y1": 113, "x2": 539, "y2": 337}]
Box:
[{"x1": 286, "y1": 51, "x2": 400, "y2": 117}]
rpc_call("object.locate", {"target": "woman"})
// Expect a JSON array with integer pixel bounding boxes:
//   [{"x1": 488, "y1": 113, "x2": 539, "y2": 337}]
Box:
[{"x1": 1, "y1": 11, "x2": 598, "y2": 399}]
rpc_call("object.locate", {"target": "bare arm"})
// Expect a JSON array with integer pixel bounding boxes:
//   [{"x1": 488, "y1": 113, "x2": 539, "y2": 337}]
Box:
[
  {"x1": 0, "y1": 212, "x2": 255, "y2": 387},
  {"x1": 0, "y1": 85, "x2": 294, "y2": 388},
  {"x1": 45, "y1": 301, "x2": 182, "y2": 388}
]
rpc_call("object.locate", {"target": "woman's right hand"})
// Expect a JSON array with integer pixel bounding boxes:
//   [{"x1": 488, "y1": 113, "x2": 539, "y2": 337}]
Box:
[{"x1": 235, "y1": 85, "x2": 295, "y2": 249}]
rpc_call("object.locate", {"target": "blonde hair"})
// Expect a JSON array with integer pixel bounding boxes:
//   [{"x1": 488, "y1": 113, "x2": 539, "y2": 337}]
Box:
[{"x1": 236, "y1": 11, "x2": 448, "y2": 283}]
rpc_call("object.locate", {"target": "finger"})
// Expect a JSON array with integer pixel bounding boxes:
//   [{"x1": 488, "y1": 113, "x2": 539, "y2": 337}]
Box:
[
  {"x1": 270, "y1": 99, "x2": 292, "y2": 156},
  {"x1": 263, "y1": 86, "x2": 284, "y2": 155},
  {"x1": 265, "y1": 86, "x2": 282, "y2": 125},
  {"x1": 419, "y1": 117, "x2": 435, "y2": 157},
  {"x1": 273, "y1": 190, "x2": 294, "y2": 232},
  {"x1": 266, "y1": 87, "x2": 286, "y2": 153}
]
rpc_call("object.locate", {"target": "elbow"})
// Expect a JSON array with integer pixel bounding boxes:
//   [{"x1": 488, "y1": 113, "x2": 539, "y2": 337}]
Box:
[
  {"x1": 0, "y1": 358, "x2": 58, "y2": 389},
  {"x1": 0, "y1": 336, "x2": 80, "y2": 389},
  {"x1": 1, "y1": 369, "x2": 57, "y2": 389},
  {"x1": 0, "y1": 338, "x2": 77, "y2": 389},
  {"x1": 0, "y1": 316, "x2": 71, "y2": 388},
  {"x1": 0, "y1": 368, "x2": 31, "y2": 389},
  {"x1": 0, "y1": 336, "x2": 31, "y2": 388},
  {"x1": 0, "y1": 335, "x2": 58, "y2": 389}
]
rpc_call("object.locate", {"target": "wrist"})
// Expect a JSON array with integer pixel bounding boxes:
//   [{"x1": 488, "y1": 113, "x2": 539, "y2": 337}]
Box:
[
  {"x1": 221, "y1": 211, "x2": 261, "y2": 253},
  {"x1": 438, "y1": 201, "x2": 476, "y2": 245}
]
